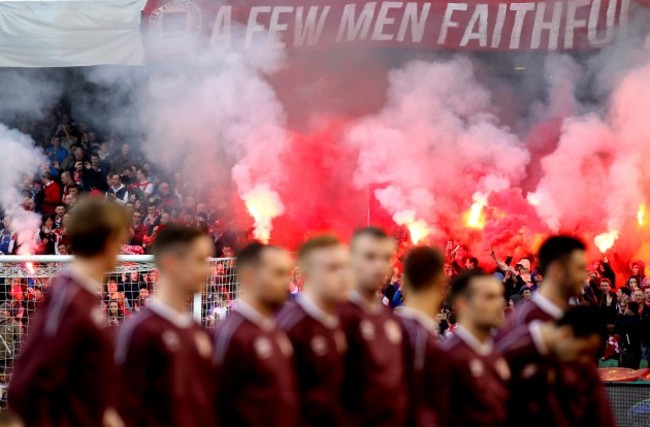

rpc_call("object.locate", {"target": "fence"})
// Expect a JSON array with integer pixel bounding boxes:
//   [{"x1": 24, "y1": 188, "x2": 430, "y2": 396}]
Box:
[{"x1": 0, "y1": 255, "x2": 239, "y2": 402}]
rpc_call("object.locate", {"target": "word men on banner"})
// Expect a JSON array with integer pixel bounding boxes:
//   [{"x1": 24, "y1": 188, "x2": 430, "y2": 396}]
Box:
[{"x1": 144, "y1": 0, "x2": 633, "y2": 54}]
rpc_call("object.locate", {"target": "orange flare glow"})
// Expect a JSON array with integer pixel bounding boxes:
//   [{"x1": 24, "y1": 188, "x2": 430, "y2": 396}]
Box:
[
  {"x1": 393, "y1": 211, "x2": 431, "y2": 244},
  {"x1": 465, "y1": 194, "x2": 487, "y2": 230},
  {"x1": 594, "y1": 231, "x2": 619, "y2": 253},
  {"x1": 242, "y1": 185, "x2": 285, "y2": 244}
]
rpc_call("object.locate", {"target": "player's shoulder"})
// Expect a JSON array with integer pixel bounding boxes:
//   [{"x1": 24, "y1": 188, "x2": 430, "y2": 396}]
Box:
[
  {"x1": 496, "y1": 323, "x2": 535, "y2": 355},
  {"x1": 276, "y1": 301, "x2": 308, "y2": 332},
  {"x1": 440, "y1": 333, "x2": 464, "y2": 354},
  {"x1": 119, "y1": 309, "x2": 161, "y2": 338},
  {"x1": 213, "y1": 311, "x2": 249, "y2": 363}
]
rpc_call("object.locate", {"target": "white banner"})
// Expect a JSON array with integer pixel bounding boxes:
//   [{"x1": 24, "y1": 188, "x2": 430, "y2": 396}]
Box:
[{"x1": 0, "y1": 0, "x2": 146, "y2": 67}]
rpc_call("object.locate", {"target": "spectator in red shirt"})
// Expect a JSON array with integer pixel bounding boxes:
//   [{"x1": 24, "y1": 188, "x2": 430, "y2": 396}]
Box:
[
  {"x1": 40, "y1": 172, "x2": 61, "y2": 215},
  {"x1": 8, "y1": 198, "x2": 130, "y2": 427},
  {"x1": 115, "y1": 225, "x2": 217, "y2": 427},
  {"x1": 130, "y1": 211, "x2": 147, "y2": 246}
]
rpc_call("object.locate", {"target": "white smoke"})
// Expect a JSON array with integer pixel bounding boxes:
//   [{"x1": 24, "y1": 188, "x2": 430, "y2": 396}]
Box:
[
  {"x1": 348, "y1": 56, "x2": 529, "y2": 233},
  {"x1": 86, "y1": 30, "x2": 289, "y2": 237},
  {"x1": 0, "y1": 125, "x2": 46, "y2": 255}
]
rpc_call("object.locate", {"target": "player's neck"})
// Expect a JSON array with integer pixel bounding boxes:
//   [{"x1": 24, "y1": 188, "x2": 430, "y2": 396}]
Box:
[
  {"x1": 537, "y1": 283, "x2": 569, "y2": 310},
  {"x1": 355, "y1": 287, "x2": 379, "y2": 306},
  {"x1": 71, "y1": 258, "x2": 107, "y2": 293},
  {"x1": 155, "y1": 277, "x2": 187, "y2": 314},
  {"x1": 405, "y1": 294, "x2": 441, "y2": 321},
  {"x1": 462, "y1": 322, "x2": 491, "y2": 344},
  {"x1": 302, "y1": 287, "x2": 336, "y2": 316},
  {"x1": 241, "y1": 295, "x2": 274, "y2": 320}
]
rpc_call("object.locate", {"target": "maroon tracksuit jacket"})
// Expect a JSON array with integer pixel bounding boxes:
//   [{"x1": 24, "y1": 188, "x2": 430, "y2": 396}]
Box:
[
  {"x1": 214, "y1": 302, "x2": 299, "y2": 427},
  {"x1": 442, "y1": 327, "x2": 510, "y2": 427},
  {"x1": 338, "y1": 292, "x2": 407, "y2": 427},
  {"x1": 396, "y1": 307, "x2": 451, "y2": 427},
  {"x1": 8, "y1": 271, "x2": 115, "y2": 427},
  {"x1": 114, "y1": 299, "x2": 217, "y2": 427},
  {"x1": 277, "y1": 296, "x2": 346, "y2": 427},
  {"x1": 497, "y1": 322, "x2": 573, "y2": 427},
  {"x1": 498, "y1": 293, "x2": 615, "y2": 427}
]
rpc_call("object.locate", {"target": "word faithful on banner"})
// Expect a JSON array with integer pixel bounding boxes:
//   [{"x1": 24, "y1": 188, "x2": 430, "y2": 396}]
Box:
[{"x1": 144, "y1": 0, "x2": 632, "y2": 55}]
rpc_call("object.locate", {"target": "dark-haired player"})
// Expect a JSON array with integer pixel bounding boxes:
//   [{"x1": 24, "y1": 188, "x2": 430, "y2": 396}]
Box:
[
  {"x1": 214, "y1": 243, "x2": 298, "y2": 427},
  {"x1": 503, "y1": 236, "x2": 587, "y2": 328},
  {"x1": 277, "y1": 235, "x2": 351, "y2": 426},
  {"x1": 114, "y1": 225, "x2": 216, "y2": 426},
  {"x1": 443, "y1": 271, "x2": 509, "y2": 427},
  {"x1": 396, "y1": 246, "x2": 450, "y2": 427},
  {"x1": 8, "y1": 198, "x2": 130, "y2": 427},
  {"x1": 339, "y1": 227, "x2": 407, "y2": 426},
  {"x1": 497, "y1": 306, "x2": 608, "y2": 427},
  {"x1": 497, "y1": 235, "x2": 615, "y2": 427}
]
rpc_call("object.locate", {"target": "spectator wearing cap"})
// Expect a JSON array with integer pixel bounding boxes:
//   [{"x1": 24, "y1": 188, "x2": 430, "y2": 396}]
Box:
[
  {"x1": 40, "y1": 173, "x2": 61, "y2": 215},
  {"x1": 106, "y1": 173, "x2": 129, "y2": 206}
]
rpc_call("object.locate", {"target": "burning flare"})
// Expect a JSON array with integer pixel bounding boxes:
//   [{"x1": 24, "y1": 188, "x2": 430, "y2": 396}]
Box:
[
  {"x1": 393, "y1": 211, "x2": 431, "y2": 244},
  {"x1": 465, "y1": 193, "x2": 487, "y2": 230},
  {"x1": 241, "y1": 184, "x2": 285, "y2": 244},
  {"x1": 638, "y1": 204, "x2": 646, "y2": 226},
  {"x1": 594, "y1": 230, "x2": 619, "y2": 253}
]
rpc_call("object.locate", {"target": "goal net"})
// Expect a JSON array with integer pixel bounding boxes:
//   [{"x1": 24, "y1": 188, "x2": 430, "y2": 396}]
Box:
[{"x1": 0, "y1": 255, "x2": 239, "y2": 404}]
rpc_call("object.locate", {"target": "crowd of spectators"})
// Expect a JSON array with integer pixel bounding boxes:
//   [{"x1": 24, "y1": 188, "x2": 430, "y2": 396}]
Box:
[
  {"x1": 2, "y1": 104, "x2": 650, "y2": 376},
  {"x1": 0, "y1": 106, "x2": 254, "y2": 258},
  {"x1": 379, "y1": 239, "x2": 650, "y2": 369}
]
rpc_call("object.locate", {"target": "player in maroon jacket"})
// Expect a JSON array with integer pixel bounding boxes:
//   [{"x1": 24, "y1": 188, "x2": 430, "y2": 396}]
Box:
[
  {"x1": 502, "y1": 236, "x2": 588, "y2": 331},
  {"x1": 339, "y1": 227, "x2": 407, "y2": 427},
  {"x1": 497, "y1": 306, "x2": 608, "y2": 427},
  {"x1": 443, "y1": 270, "x2": 510, "y2": 427},
  {"x1": 8, "y1": 198, "x2": 130, "y2": 427},
  {"x1": 396, "y1": 246, "x2": 450, "y2": 427},
  {"x1": 114, "y1": 225, "x2": 217, "y2": 426},
  {"x1": 214, "y1": 243, "x2": 298, "y2": 427},
  {"x1": 277, "y1": 235, "x2": 351, "y2": 427},
  {"x1": 498, "y1": 235, "x2": 615, "y2": 427}
]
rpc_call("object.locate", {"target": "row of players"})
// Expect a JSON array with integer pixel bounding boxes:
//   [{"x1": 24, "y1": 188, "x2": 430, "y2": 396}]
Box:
[{"x1": 7, "y1": 198, "x2": 614, "y2": 427}]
